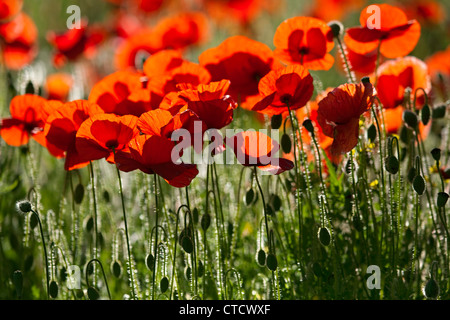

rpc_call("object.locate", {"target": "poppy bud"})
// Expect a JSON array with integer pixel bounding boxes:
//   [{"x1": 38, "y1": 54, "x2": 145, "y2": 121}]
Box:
[
  {"x1": 266, "y1": 253, "x2": 278, "y2": 271},
  {"x1": 367, "y1": 124, "x2": 377, "y2": 142},
  {"x1": 318, "y1": 227, "x2": 331, "y2": 246},
  {"x1": 184, "y1": 266, "x2": 192, "y2": 281},
  {"x1": 281, "y1": 133, "x2": 292, "y2": 154},
  {"x1": 385, "y1": 155, "x2": 399, "y2": 174},
  {"x1": 192, "y1": 207, "x2": 199, "y2": 224},
  {"x1": 437, "y1": 192, "x2": 449, "y2": 208},
  {"x1": 84, "y1": 216, "x2": 94, "y2": 233},
  {"x1": 430, "y1": 148, "x2": 441, "y2": 162},
  {"x1": 145, "y1": 253, "x2": 154, "y2": 271},
  {"x1": 423, "y1": 279, "x2": 440, "y2": 299},
  {"x1": 181, "y1": 236, "x2": 194, "y2": 254},
  {"x1": 49, "y1": 280, "x2": 59, "y2": 299},
  {"x1": 257, "y1": 249, "x2": 266, "y2": 267},
  {"x1": 111, "y1": 260, "x2": 122, "y2": 278},
  {"x1": 245, "y1": 188, "x2": 255, "y2": 205},
  {"x1": 160, "y1": 277, "x2": 169, "y2": 293},
  {"x1": 30, "y1": 213, "x2": 38, "y2": 229},
  {"x1": 432, "y1": 105, "x2": 446, "y2": 119},
  {"x1": 271, "y1": 114, "x2": 282, "y2": 129},
  {"x1": 74, "y1": 184, "x2": 84, "y2": 204},
  {"x1": 16, "y1": 200, "x2": 32, "y2": 214},
  {"x1": 403, "y1": 110, "x2": 418, "y2": 128},
  {"x1": 413, "y1": 175, "x2": 426, "y2": 195},
  {"x1": 201, "y1": 213, "x2": 211, "y2": 231},
  {"x1": 198, "y1": 260, "x2": 204, "y2": 277},
  {"x1": 88, "y1": 286, "x2": 100, "y2": 300},
  {"x1": 328, "y1": 20, "x2": 343, "y2": 38},
  {"x1": 421, "y1": 104, "x2": 431, "y2": 125},
  {"x1": 302, "y1": 119, "x2": 314, "y2": 134}
]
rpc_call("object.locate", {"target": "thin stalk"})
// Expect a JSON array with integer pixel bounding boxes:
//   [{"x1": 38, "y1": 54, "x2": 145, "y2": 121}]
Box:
[
  {"x1": 152, "y1": 174, "x2": 159, "y2": 300},
  {"x1": 115, "y1": 164, "x2": 137, "y2": 300},
  {"x1": 30, "y1": 209, "x2": 50, "y2": 299},
  {"x1": 88, "y1": 161, "x2": 99, "y2": 285}
]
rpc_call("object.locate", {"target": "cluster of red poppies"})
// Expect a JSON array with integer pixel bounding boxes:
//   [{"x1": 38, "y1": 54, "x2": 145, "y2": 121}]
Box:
[{"x1": 1, "y1": 1, "x2": 449, "y2": 188}]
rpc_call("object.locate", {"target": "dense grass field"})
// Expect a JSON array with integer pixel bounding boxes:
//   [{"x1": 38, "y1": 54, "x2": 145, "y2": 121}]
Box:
[{"x1": 0, "y1": 0, "x2": 449, "y2": 301}]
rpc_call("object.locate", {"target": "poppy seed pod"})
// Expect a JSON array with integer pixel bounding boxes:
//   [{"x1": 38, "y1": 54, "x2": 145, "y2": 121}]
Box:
[
  {"x1": 430, "y1": 148, "x2": 441, "y2": 162},
  {"x1": 16, "y1": 200, "x2": 32, "y2": 214},
  {"x1": 328, "y1": 20, "x2": 343, "y2": 38}
]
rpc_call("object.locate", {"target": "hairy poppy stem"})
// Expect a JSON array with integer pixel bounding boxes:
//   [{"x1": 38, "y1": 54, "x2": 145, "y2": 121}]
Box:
[
  {"x1": 335, "y1": 36, "x2": 356, "y2": 84},
  {"x1": 85, "y1": 259, "x2": 112, "y2": 300},
  {"x1": 152, "y1": 174, "x2": 159, "y2": 300},
  {"x1": 88, "y1": 161, "x2": 99, "y2": 286},
  {"x1": 30, "y1": 208, "x2": 50, "y2": 299},
  {"x1": 115, "y1": 164, "x2": 137, "y2": 300}
]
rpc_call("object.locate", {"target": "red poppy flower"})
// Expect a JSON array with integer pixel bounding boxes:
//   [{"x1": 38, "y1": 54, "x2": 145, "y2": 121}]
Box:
[
  {"x1": 146, "y1": 61, "x2": 211, "y2": 95},
  {"x1": 308, "y1": 0, "x2": 363, "y2": 22},
  {"x1": 75, "y1": 113, "x2": 140, "y2": 165},
  {"x1": 338, "y1": 47, "x2": 379, "y2": 78},
  {"x1": 45, "y1": 73, "x2": 73, "y2": 102},
  {"x1": 0, "y1": 12, "x2": 37, "y2": 70},
  {"x1": 426, "y1": 46, "x2": 450, "y2": 80},
  {"x1": 344, "y1": 4, "x2": 421, "y2": 59},
  {"x1": 317, "y1": 80, "x2": 374, "y2": 155},
  {"x1": 0, "y1": 0, "x2": 23, "y2": 22},
  {"x1": 47, "y1": 20, "x2": 105, "y2": 67},
  {"x1": 120, "y1": 134, "x2": 199, "y2": 187},
  {"x1": 114, "y1": 28, "x2": 160, "y2": 70},
  {"x1": 88, "y1": 70, "x2": 160, "y2": 116},
  {"x1": 143, "y1": 49, "x2": 184, "y2": 79},
  {"x1": 1, "y1": 94, "x2": 48, "y2": 147},
  {"x1": 44, "y1": 100, "x2": 104, "y2": 170},
  {"x1": 372, "y1": 56, "x2": 430, "y2": 110},
  {"x1": 152, "y1": 12, "x2": 209, "y2": 51},
  {"x1": 273, "y1": 16, "x2": 335, "y2": 71},
  {"x1": 225, "y1": 130, "x2": 294, "y2": 175},
  {"x1": 251, "y1": 64, "x2": 314, "y2": 115},
  {"x1": 199, "y1": 35, "x2": 282, "y2": 110},
  {"x1": 176, "y1": 80, "x2": 236, "y2": 130},
  {"x1": 402, "y1": 0, "x2": 445, "y2": 26},
  {"x1": 0, "y1": 94, "x2": 65, "y2": 156}
]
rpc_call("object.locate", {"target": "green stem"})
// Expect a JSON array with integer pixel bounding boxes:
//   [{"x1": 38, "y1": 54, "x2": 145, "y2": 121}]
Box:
[
  {"x1": 31, "y1": 209, "x2": 50, "y2": 299},
  {"x1": 115, "y1": 165, "x2": 137, "y2": 300}
]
